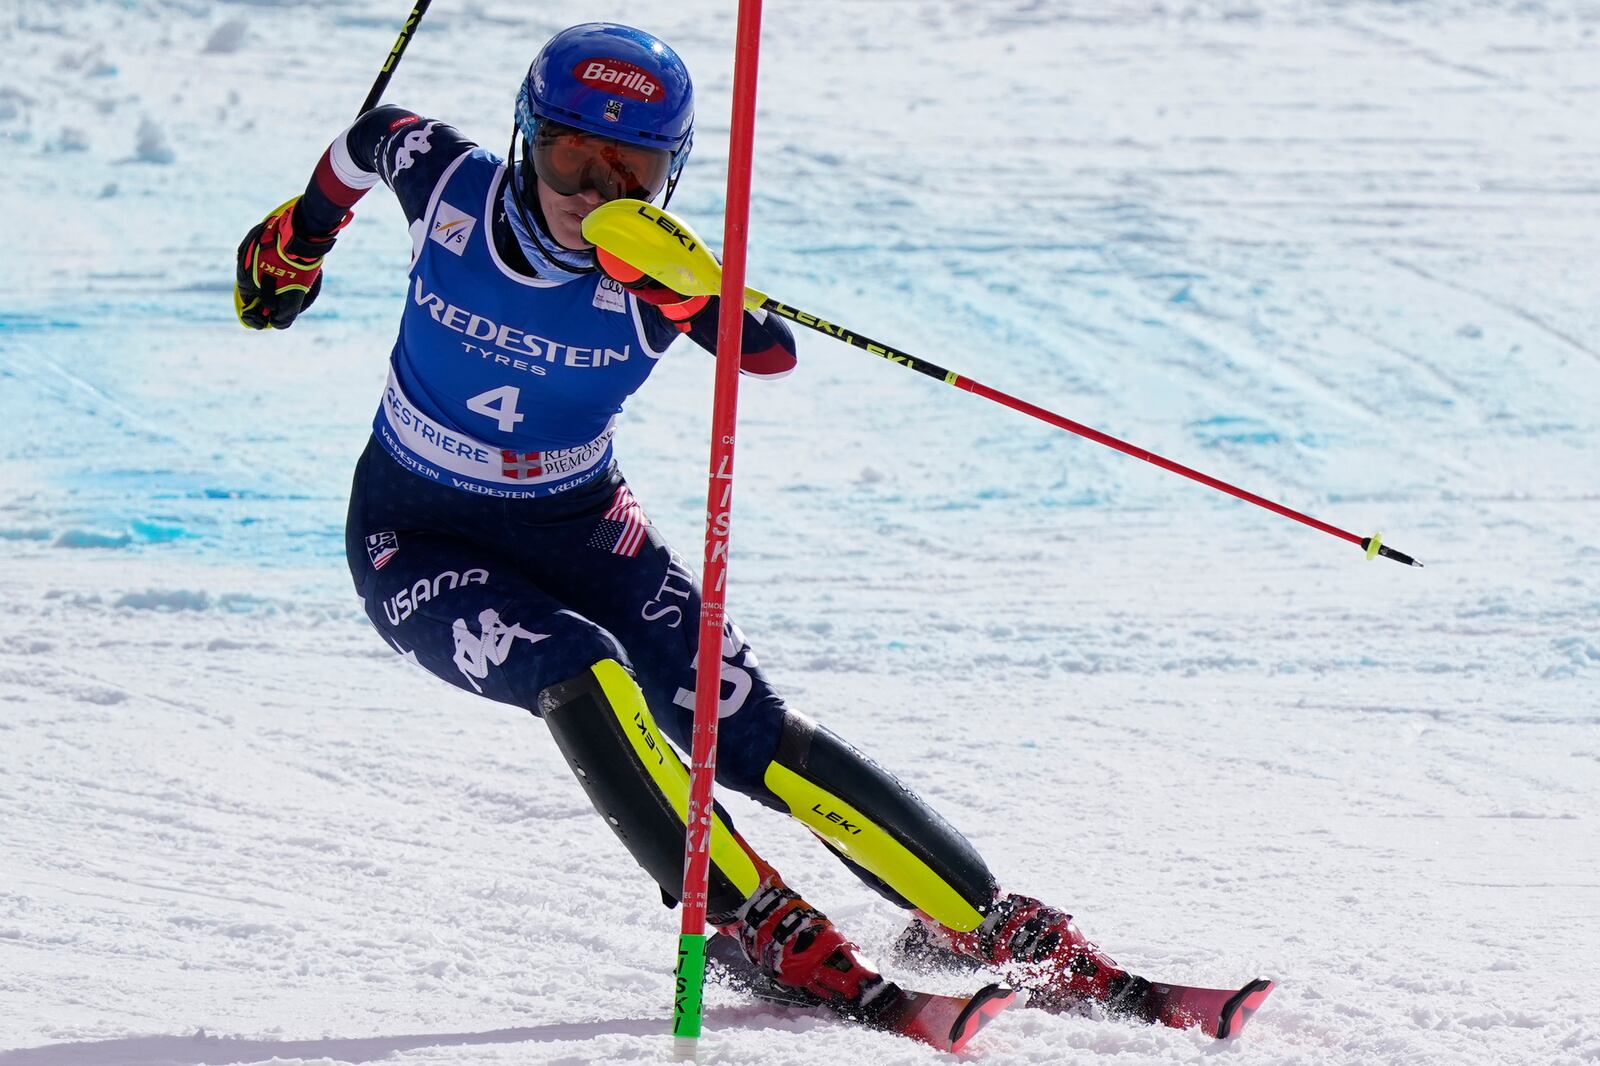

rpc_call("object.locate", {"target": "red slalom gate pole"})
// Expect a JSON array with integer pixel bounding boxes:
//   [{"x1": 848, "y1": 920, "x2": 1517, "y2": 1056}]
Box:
[{"x1": 674, "y1": 0, "x2": 765, "y2": 1054}]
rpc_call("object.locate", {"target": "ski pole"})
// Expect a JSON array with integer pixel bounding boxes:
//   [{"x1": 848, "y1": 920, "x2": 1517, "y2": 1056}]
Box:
[
  {"x1": 582, "y1": 200, "x2": 1422, "y2": 568},
  {"x1": 358, "y1": 0, "x2": 434, "y2": 117}
]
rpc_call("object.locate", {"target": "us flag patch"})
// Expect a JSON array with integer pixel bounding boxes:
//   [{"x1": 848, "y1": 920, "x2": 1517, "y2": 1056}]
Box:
[{"x1": 587, "y1": 485, "x2": 649, "y2": 557}]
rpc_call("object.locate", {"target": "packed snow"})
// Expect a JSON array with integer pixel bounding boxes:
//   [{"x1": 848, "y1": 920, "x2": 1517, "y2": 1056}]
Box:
[{"x1": 2, "y1": 1, "x2": 1597, "y2": 1064}]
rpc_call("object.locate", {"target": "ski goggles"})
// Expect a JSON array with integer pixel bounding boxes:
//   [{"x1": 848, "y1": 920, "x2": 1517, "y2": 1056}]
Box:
[{"x1": 530, "y1": 121, "x2": 673, "y2": 202}]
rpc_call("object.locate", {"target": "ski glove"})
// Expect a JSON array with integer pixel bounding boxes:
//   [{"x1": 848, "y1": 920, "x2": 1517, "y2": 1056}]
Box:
[
  {"x1": 597, "y1": 247, "x2": 710, "y2": 333},
  {"x1": 235, "y1": 198, "x2": 350, "y2": 330}
]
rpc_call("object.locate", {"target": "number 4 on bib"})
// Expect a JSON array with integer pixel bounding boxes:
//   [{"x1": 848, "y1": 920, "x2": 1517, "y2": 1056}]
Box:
[{"x1": 467, "y1": 385, "x2": 524, "y2": 432}]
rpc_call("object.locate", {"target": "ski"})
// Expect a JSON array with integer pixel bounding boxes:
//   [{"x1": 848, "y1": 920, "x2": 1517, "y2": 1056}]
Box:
[
  {"x1": 1016, "y1": 970, "x2": 1275, "y2": 1038},
  {"x1": 891, "y1": 923, "x2": 1274, "y2": 1039},
  {"x1": 1135, "y1": 976, "x2": 1275, "y2": 1038},
  {"x1": 705, "y1": 931, "x2": 1016, "y2": 1053}
]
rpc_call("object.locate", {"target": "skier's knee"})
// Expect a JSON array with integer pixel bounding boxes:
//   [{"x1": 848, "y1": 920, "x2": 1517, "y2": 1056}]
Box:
[
  {"x1": 540, "y1": 659, "x2": 764, "y2": 919},
  {"x1": 763, "y1": 711, "x2": 998, "y2": 932},
  {"x1": 493, "y1": 610, "x2": 625, "y2": 714}
]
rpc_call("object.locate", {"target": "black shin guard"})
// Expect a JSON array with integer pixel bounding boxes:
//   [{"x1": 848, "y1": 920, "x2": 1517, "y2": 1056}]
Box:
[
  {"x1": 763, "y1": 712, "x2": 999, "y2": 932},
  {"x1": 540, "y1": 660, "x2": 760, "y2": 920}
]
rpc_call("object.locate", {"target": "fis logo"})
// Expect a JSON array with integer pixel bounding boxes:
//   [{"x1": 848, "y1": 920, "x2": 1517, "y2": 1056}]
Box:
[
  {"x1": 429, "y1": 201, "x2": 475, "y2": 255},
  {"x1": 574, "y1": 58, "x2": 661, "y2": 101}
]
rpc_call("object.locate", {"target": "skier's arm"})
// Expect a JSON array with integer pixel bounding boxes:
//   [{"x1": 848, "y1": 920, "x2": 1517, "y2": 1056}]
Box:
[
  {"x1": 679, "y1": 297, "x2": 799, "y2": 378},
  {"x1": 236, "y1": 107, "x2": 472, "y2": 330},
  {"x1": 293, "y1": 105, "x2": 474, "y2": 234},
  {"x1": 599, "y1": 249, "x2": 797, "y2": 378}
]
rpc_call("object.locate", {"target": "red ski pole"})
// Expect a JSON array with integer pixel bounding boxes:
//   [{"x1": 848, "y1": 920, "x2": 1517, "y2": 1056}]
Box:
[
  {"x1": 581, "y1": 204, "x2": 1423, "y2": 571},
  {"x1": 673, "y1": 0, "x2": 765, "y2": 1054},
  {"x1": 754, "y1": 300, "x2": 1424, "y2": 568}
]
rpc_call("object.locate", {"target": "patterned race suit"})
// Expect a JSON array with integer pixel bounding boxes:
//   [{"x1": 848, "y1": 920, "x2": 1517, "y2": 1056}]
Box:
[
  {"x1": 312, "y1": 107, "x2": 801, "y2": 806},
  {"x1": 306, "y1": 106, "x2": 1002, "y2": 932}
]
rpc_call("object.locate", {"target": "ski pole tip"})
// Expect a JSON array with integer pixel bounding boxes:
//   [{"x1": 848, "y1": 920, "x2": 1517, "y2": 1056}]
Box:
[{"x1": 1362, "y1": 534, "x2": 1422, "y2": 568}]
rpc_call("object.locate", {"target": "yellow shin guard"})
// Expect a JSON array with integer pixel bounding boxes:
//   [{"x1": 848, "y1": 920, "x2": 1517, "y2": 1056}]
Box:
[
  {"x1": 540, "y1": 659, "x2": 761, "y2": 919},
  {"x1": 762, "y1": 713, "x2": 997, "y2": 933}
]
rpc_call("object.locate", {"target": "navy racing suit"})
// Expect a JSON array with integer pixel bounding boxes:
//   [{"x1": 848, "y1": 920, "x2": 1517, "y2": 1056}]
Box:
[{"x1": 308, "y1": 105, "x2": 999, "y2": 929}]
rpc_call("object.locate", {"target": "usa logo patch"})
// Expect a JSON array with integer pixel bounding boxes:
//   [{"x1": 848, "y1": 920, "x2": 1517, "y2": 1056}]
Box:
[{"x1": 366, "y1": 531, "x2": 399, "y2": 570}]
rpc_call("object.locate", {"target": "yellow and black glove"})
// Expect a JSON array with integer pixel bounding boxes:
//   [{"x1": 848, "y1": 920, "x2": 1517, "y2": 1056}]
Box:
[{"x1": 235, "y1": 198, "x2": 350, "y2": 330}]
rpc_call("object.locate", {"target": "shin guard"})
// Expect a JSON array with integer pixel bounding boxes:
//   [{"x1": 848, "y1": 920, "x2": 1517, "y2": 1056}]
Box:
[
  {"x1": 762, "y1": 712, "x2": 998, "y2": 932},
  {"x1": 540, "y1": 659, "x2": 761, "y2": 920}
]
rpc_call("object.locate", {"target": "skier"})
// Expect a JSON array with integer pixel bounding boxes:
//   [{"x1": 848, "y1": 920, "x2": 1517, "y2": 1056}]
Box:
[{"x1": 235, "y1": 22, "x2": 1150, "y2": 1027}]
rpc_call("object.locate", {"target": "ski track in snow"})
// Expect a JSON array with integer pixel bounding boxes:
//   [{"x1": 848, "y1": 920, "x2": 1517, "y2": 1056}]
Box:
[{"x1": 2, "y1": 1, "x2": 1598, "y2": 1064}]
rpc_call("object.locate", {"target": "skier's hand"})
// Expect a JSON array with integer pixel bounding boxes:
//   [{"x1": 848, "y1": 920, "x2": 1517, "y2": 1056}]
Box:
[
  {"x1": 235, "y1": 198, "x2": 350, "y2": 330},
  {"x1": 597, "y1": 247, "x2": 710, "y2": 333}
]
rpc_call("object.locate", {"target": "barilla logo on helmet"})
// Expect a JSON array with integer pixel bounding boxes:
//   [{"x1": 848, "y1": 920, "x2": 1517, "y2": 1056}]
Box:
[{"x1": 575, "y1": 58, "x2": 661, "y2": 102}]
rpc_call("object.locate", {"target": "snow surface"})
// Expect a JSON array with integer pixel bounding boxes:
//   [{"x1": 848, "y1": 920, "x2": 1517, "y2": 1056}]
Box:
[{"x1": 3, "y1": 1, "x2": 1599, "y2": 1063}]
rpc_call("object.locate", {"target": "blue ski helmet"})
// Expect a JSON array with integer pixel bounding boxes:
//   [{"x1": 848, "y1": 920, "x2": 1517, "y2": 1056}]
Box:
[{"x1": 515, "y1": 24, "x2": 695, "y2": 189}]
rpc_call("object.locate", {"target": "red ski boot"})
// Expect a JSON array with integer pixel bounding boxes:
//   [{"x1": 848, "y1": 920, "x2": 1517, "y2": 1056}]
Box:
[
  {"x1": 721, "y1": 872, "x2": 899, "y2": 1021},
  {"x1": 894, "y1": 892, "x2": 1153, "y2": 1018}
]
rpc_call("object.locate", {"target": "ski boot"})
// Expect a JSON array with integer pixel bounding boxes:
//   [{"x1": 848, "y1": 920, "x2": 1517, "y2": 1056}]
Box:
[
  {"x1": 894, "y1": 892, "x2": 1154, "y2": 1019},
  {"x1": 719, "y1": 872, "x2": 900, "y2": 1022}
]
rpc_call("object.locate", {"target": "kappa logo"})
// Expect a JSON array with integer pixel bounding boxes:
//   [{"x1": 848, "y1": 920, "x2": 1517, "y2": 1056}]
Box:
[
  {"x1": 575, "y1": 58, "x2": 661, "y2": 101},
  {"x1": 430, "y1": 201, "x2": 475, "y2": 255},
  {"x1": 592, "y1": 275, "x2": 627, "y2": 314},
  {"x1": 451, "y1": 608, "x2": 547, "y2": 693},
  {"x1": 366, "y1": 531, "x2": 399, "y2": 570},
  {"x1": 391, "y1": 120, "x2": 438, "y2": 175}
]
